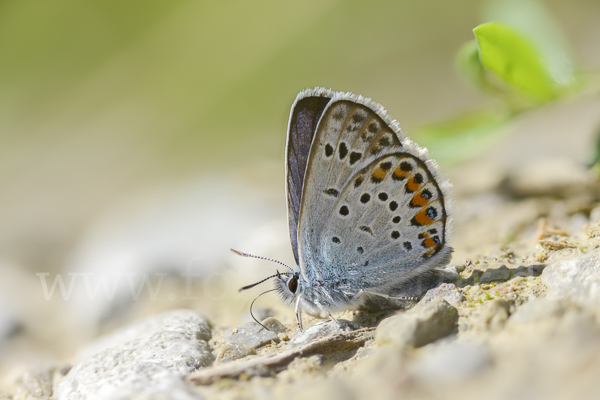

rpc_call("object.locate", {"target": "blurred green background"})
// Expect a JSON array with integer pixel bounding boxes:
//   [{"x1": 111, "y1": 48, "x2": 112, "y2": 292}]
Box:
[{"x1": 0, "y1": 0, "x2": 598, "y2": 282}]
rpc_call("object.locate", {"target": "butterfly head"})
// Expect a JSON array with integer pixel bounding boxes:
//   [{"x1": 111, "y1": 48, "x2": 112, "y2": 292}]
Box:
[{"x1": 274, "y1": 270, "x2": 301, "y2": 305}]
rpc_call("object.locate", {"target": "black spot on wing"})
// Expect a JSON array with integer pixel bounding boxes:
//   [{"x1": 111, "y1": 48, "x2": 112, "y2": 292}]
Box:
[
  {"x1": 360, "y1": 193, "x2": 371, "y2": 203},
  {"x1": 339, "y1": 205, "x2": 349, "y2": 216},
  {"x1": 325, "y1": 144, "x2": 333, "y2": 158},
  {"x1": 352, "y1": 113, "x2": 365, "y2": 123},
  {"x1": 323, "y1": 188, "x2": 339, "y2": 197},
  {"x1": 339, "y1": 142, "x2": 348, "y2": 160},
  {"x1": 354, "y1": 176, "x2": 364, "y2": 188},
  {"x1": 332, "y1": 236, "x2": 341, "y2": 244},
  {"x1": 380, "y1": 161, "x2": 392, "y2": 171},
  {"x1": 349, "y1": 152, "x2": 362, "y2": 165},
  {"x1": 378, "y1": 136, "x2": 391, "y2": 148}
]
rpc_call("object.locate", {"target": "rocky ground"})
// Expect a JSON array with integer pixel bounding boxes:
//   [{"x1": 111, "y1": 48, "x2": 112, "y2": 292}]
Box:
[{"x1": 1, "y1": 154, "x2": 600, "y2": 400}]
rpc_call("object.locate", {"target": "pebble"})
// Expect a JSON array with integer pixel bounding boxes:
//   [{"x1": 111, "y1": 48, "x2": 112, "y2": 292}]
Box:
[
  {"x1": 480, "y1": 265, "x2": 511, "y2": 283},
  {"x1": 542, "y1": 252, "x2": 600, "y2": 316},
  {"x1": 420, "y1": 283, "x2": 465, "y2": 305},
  {"x1": 21, "y1": 366, "x2": 54, "y2": 399},
  {"x1": 215, "y1": 342, "x2": 256, "y2": 363},
  {"x1": 261, "y1": 317, "x2": 287, "y2": 334},
  {"x1": 375, "y1": 298, "x2": 458, "y2": 348},
  {"x1": 55, "y1": 310, "x2": 212, "y2": 400},
  {"x1": 288, "y1": 319, "x2": 356, "y2": 348},
  {"x1": 225, "y1": 321, "x2": 281, "y2": 350}
]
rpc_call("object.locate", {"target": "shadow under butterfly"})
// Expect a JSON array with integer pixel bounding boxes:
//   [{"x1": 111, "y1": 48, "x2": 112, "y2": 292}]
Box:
[{"x1": 234, "y1": 87, "x2": 453, "y2": 331}]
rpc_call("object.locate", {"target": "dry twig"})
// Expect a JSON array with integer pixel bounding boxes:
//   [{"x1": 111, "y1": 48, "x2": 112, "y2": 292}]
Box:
[{"x1": 187, "y1": 327, "x2": 375, "y2": 385}]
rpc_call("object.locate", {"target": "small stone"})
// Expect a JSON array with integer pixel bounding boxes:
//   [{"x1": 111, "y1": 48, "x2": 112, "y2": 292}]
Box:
[
  {"x1": 375, "y1": 298, "x2": 458, "y2": 348},
  {"x1": 542, "y1": 252, "x2": 600, "y2": 315},
  {"x1": 480, "y1": 265, "x2": 511, "y2": 283},
  {"x1": 21, "y1": 366, "x2": 54, "y2": 399},
  {"x1": 288, "y1": 320, "x2": 356, "y2": 348},
  {"x1": 215, "y1": 342, "x2": 256, "y2": 363},
  {"x1": 261, "y1": 317, "x2": 287, "y2": 334},
  {"x1": 225, "y1": 321, "x2": 280, "y2": 350},
  {"x1": 420, "y1": 283, "x2": 464, "y2": 305}
]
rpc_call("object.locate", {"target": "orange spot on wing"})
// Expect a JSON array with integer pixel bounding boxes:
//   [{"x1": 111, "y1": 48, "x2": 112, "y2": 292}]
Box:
[
  {"x1": 372, "y1": 168, "x2": 387, "y2": 181},
  {"x1": 414, "y1": 209, "x2": 435, "y2": 225},
  {"x1": 406, "y1": 176, "x2": 421, "y2": 192},
  {"x1": 393, "y1": 167, "x2": 409, "y2": 180},
  {"x1": 423, "y1": 237, "x2": 438, "y2": 248},
  {"x1": 411, "y1": 190, "x2": 430, "y2": 207}
]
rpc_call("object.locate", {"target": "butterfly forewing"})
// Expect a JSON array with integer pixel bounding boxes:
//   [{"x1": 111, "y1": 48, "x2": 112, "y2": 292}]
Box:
[
  {"x1": 286, "y1": 91, "x2": 333, "y2": 264},
  {"x1": 296, "y1": 93, "x2": 451, "y2": 290}
]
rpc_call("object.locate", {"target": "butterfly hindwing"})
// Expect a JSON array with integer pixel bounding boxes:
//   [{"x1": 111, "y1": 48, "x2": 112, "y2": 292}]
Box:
[
  {"x1": 296, "y1": 90, "x2": 452, "y2": 290},
  {"x1": 322, "y1": 153, "x2": 450, "y2": 288}
]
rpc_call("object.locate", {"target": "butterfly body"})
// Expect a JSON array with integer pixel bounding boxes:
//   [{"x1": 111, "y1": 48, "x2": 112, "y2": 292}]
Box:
[{"x1": 251, "y1": 88, "x2": 452, "y2": 330}]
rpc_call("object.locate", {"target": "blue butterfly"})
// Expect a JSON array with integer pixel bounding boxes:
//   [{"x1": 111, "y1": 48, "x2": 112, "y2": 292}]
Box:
[{"x1": 235, "y1": 88, "x2": 452, "y2": 331}]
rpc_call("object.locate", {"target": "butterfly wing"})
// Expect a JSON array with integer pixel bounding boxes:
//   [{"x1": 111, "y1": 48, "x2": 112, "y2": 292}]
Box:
[
  {"x1": 285, "y1": 88, "x2": 334, "y2": 264},
  {"x1": 296, "y1": 90, "x2": 452, "y2": 292}
]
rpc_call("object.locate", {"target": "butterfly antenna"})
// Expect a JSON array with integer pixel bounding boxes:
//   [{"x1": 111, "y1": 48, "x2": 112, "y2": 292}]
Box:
[
  {"x1": 230, "y1": 248, "x2": 294, "y2": 272},
  {"x1": 249, "y1": 288, "x2": 277, "y2": 331},
  {"x1": 238, "y1": 270, "x2": 292, "y2": 292}
]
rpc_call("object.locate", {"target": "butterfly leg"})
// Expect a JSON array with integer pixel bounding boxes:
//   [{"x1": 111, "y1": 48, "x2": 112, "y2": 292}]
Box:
[
  {"x1": 314, "y1": 300, "x2": 339, "y2": 325},
  {"x1": 294, "y1": 296, "x2": 304, "y2": 332},
  {"x1": 314, "y1": 300, "x2": 356, "y2": 332}
]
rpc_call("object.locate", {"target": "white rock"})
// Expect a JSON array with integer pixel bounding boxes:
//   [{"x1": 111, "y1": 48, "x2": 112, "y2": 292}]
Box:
[
  {"x1": 420, "y1": 283, "x2": 464, "y2": 305},
  {"x1": 288, "y1": 320, "x2": 355, "y2": 348},
  {"x1": 224, "y1": 321, "x2": 280, "y2": 350},
  {"x1": 56, "y1": 310, "x2": 212, "y2": 400},
  {"x1": 542, "y1": 252, "x2": 600, "y2": 315},
  {"x1": 376, "y1": 298, "x2": 458, "y2": 348}
]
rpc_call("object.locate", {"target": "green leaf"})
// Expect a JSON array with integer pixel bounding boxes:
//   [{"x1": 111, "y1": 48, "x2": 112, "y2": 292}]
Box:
[
  {"x1": 456, "y1": 40, "x2": 485, "y2": 89},
  {"x1": 473, "y1": 22, "x2": 557, "y2": 103},
  {"x1": 483, "y1": 0, "x2": 576, "y2": 89}
]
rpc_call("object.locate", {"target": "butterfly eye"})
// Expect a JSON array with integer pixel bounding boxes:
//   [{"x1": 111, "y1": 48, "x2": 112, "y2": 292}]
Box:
[{"x1": 288, "y1": 275, "x2": 298, "y2": 293}]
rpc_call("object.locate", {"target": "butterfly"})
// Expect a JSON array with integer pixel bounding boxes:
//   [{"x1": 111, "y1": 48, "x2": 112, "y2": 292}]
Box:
[{"x1": 234, "y1": 87, "x2": 452, "y2": 331}]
